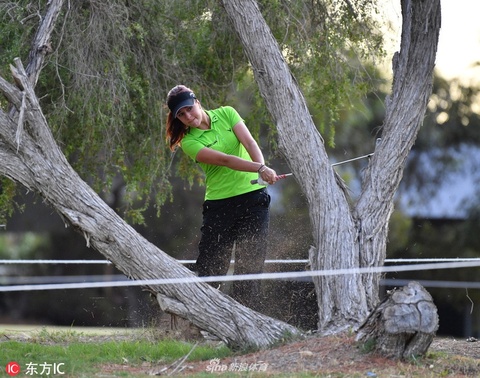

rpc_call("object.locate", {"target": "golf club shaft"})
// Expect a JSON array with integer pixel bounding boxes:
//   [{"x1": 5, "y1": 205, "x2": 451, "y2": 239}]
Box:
[
  {"x1": 331, "y1": 153, "x2": 374, "y2": 166},
  {"x1": 250, "y1": 152, "x2": 374, "y2": 185}
]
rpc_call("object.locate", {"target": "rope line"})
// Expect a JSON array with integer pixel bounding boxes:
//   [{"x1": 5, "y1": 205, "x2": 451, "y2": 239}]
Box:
[
  {"x1": 3, "y1": 275, "x2": 480, "y2": 289},
  {"x1": 1, "y1": 260, "x2": 479, "y2": 292},
  {"x1": 1, "y1": 258, "x2": 480, "y2": 265}
]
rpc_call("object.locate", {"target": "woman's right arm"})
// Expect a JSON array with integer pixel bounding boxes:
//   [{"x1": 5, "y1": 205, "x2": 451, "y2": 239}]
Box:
[
  {"x1": 196, "y1": 147, "x2": 261, "y2": 172},
  {"x1": 196, "y1": 148, "x2": 278, "y2": 184}
]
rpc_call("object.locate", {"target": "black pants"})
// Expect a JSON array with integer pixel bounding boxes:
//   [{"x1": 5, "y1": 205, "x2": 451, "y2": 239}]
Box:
[{"x1": 196, "y1": 188, "x2": 270, "y2": 310}]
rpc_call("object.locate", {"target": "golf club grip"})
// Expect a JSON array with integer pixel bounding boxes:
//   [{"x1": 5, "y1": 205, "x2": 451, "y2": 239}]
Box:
[{"x1": 250, "y1": 173, "x2": 291, "y2": 185}]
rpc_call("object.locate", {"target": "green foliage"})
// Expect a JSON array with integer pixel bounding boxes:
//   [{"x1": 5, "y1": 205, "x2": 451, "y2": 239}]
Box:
[
  {"x1": 0, "y1": 178, "x2": 17, "y2": 226},
  {"x1": 387, "y1": 210, "x2": 413, "y2": 252},
  {"x1": 0, "y1": 0, "x2": 385, "y2": 222},
  {"x1": 259, "y1": 0, "x2": 386, "y2": 147},
  {"x1": 0, "y1": 1, "x2": 37, "y2": 76},
  {"x1": 420, "y1": 77, "x2": 480, "y2": 148},
  {"x1": 177, "y1": 152, "x2": 204, "y2": 189},
  {"x1": 0, "y1": 232, "x2": 49, "y2": 259}
]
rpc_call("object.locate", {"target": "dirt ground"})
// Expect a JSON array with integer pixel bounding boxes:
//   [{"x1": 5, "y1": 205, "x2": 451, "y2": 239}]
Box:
[
  {"x1": 2, "y1": 323, "x2": 479, "y2": 376},
  {"x1": 146, "y1": 331, "x2": 480, "y2": 377},
  {"x1": 96, "y1": 317, "x2": 480, "y2": 377}
]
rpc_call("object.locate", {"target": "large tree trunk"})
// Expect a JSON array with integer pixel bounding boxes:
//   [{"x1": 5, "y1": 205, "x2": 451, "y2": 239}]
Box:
[
  {"x1": 354, "y1": 0, "x2": 441, "y2": 310},
  {"x1": 221, "y1": 0, "x2": 366, "y2": 335},
  {"x1": 0, "y1": 1, "x2": 299, "y2": 350},
  {"x1": 222, "y1": 0, "x2": 440, "y2": 334}
]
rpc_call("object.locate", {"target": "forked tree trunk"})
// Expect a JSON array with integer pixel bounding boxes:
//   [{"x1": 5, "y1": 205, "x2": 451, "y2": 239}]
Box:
[
  {"x1": 222, "y1": 0, "x2": 440, "y2": 334},
  {"x1": 0, "y1": 2, "x2": 299, "y2": 350}
]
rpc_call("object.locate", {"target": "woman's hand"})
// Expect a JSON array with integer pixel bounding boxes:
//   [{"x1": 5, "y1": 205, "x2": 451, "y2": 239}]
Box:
[{"x1": 259, "y1": 165, "x2": 277, "y2": 185}]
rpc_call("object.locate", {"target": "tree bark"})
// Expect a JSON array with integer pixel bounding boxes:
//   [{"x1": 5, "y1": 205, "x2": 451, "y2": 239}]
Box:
[
  {"x1": 354, "y1": 0, "x2": 441, "y2": 310},
  {"x1": 0, "y1": 2, "x2": 300, "y2": 350},
  {"x1": 356, "y1": 281, "x2": 439, "y2": 359},
  {"x1": 222, "y1": 0, "x2": 440, "y2": 334},
  {"x1": 24, "y1": 0, "x2": 63, "y2": 88},
  {"x1": 221, "y1": 0, "x2": 366, "y2": 335}
]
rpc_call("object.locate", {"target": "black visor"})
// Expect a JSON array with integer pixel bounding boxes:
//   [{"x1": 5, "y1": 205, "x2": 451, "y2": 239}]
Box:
[{"x1": 168, "y1": 91, "x2": 196, "y2": 118}]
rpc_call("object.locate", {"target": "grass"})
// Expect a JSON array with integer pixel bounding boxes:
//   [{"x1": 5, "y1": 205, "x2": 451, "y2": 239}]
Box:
[
  {"x1": 1, "y1": 327, "x2": 232, "y2": 377},
  {"x1": 2, "y1": 326, "x2": 479, "y2": 377}
]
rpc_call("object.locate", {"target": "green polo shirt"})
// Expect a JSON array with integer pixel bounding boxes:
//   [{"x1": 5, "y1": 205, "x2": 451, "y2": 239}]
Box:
[{"x1": 180, "y1": 106, "x2": 263, "y2": 200}]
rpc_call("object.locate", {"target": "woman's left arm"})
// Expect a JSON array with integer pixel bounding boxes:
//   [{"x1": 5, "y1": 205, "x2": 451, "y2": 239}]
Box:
[
  {"x1": 233, "y1": 121, "x2": 278, "y2": 183},
  {"x1": 233, "y1": 121, "x2": 264, "y2": 164}
]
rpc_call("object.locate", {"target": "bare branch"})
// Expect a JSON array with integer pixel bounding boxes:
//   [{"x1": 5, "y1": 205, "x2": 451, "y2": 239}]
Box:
[{"x1": 24, "y1": 0, "x2": 64, "y2": 87}]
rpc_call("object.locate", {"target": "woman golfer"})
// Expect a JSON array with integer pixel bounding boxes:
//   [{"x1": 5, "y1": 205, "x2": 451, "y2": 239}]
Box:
[{"x1": 166, "y1": 84, "x2": 277, "y2": 310}]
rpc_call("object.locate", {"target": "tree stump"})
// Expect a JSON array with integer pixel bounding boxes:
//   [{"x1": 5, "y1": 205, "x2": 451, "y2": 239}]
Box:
[{"x1": 355, "y1": 281, "x2": 439, "y2": 359}]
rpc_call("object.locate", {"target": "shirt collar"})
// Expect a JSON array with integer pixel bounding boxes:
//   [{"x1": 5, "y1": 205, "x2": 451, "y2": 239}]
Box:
[
  {"x1": 207, "y1": 110, "x2": 218, "y2": 124},
  {"x1": 187, "y1": 110, "x2": 218, "y2": 136}
]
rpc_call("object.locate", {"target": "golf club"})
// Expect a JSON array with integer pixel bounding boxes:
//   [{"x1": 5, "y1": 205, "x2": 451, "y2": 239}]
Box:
[
  {"x1": 250, "y1": 152, "x2": 374, "y2": 185},
  {"x1": 331, "y1": 152, "x2": 374, "y2": 166}
]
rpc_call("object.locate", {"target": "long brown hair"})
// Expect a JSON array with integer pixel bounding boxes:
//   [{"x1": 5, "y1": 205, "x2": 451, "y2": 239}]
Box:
[{"x1": 166, "y1": 85, "x2": 194, "y2": 151}]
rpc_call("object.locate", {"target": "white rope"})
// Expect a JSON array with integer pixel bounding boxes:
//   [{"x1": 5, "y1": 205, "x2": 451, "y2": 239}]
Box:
[
  {"x1": 384, "y1": 258, "x2": 480, "y2": 262},
  {"x1": 3, "y1": 275, "x2": 480, "y2": 290},
  {"x1": 1, "y1": 260, "x2": 479, "y2": 292},
  {"x1": 0, "y1": 259, "x2": 307, "y2": 265},
  {"x1": 0, "y1": 259, "x2": 114, "y2": 264},
  {"x1": 1, "y1": 258, "x2": 479, "y2": 265}
]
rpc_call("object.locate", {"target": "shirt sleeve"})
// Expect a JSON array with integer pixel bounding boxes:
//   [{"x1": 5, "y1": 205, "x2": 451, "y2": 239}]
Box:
[
  {"x1": 221, "y1": 106, "x2": 243, "y2": 126},
  {"x1": 180, "y1": 137, "x2": 203, "y2": 161}
]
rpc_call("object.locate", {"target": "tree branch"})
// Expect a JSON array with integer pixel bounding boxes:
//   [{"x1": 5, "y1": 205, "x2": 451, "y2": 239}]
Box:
[{"x1": 24, "y1": 0, "x2": 64, "y2": 87}]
